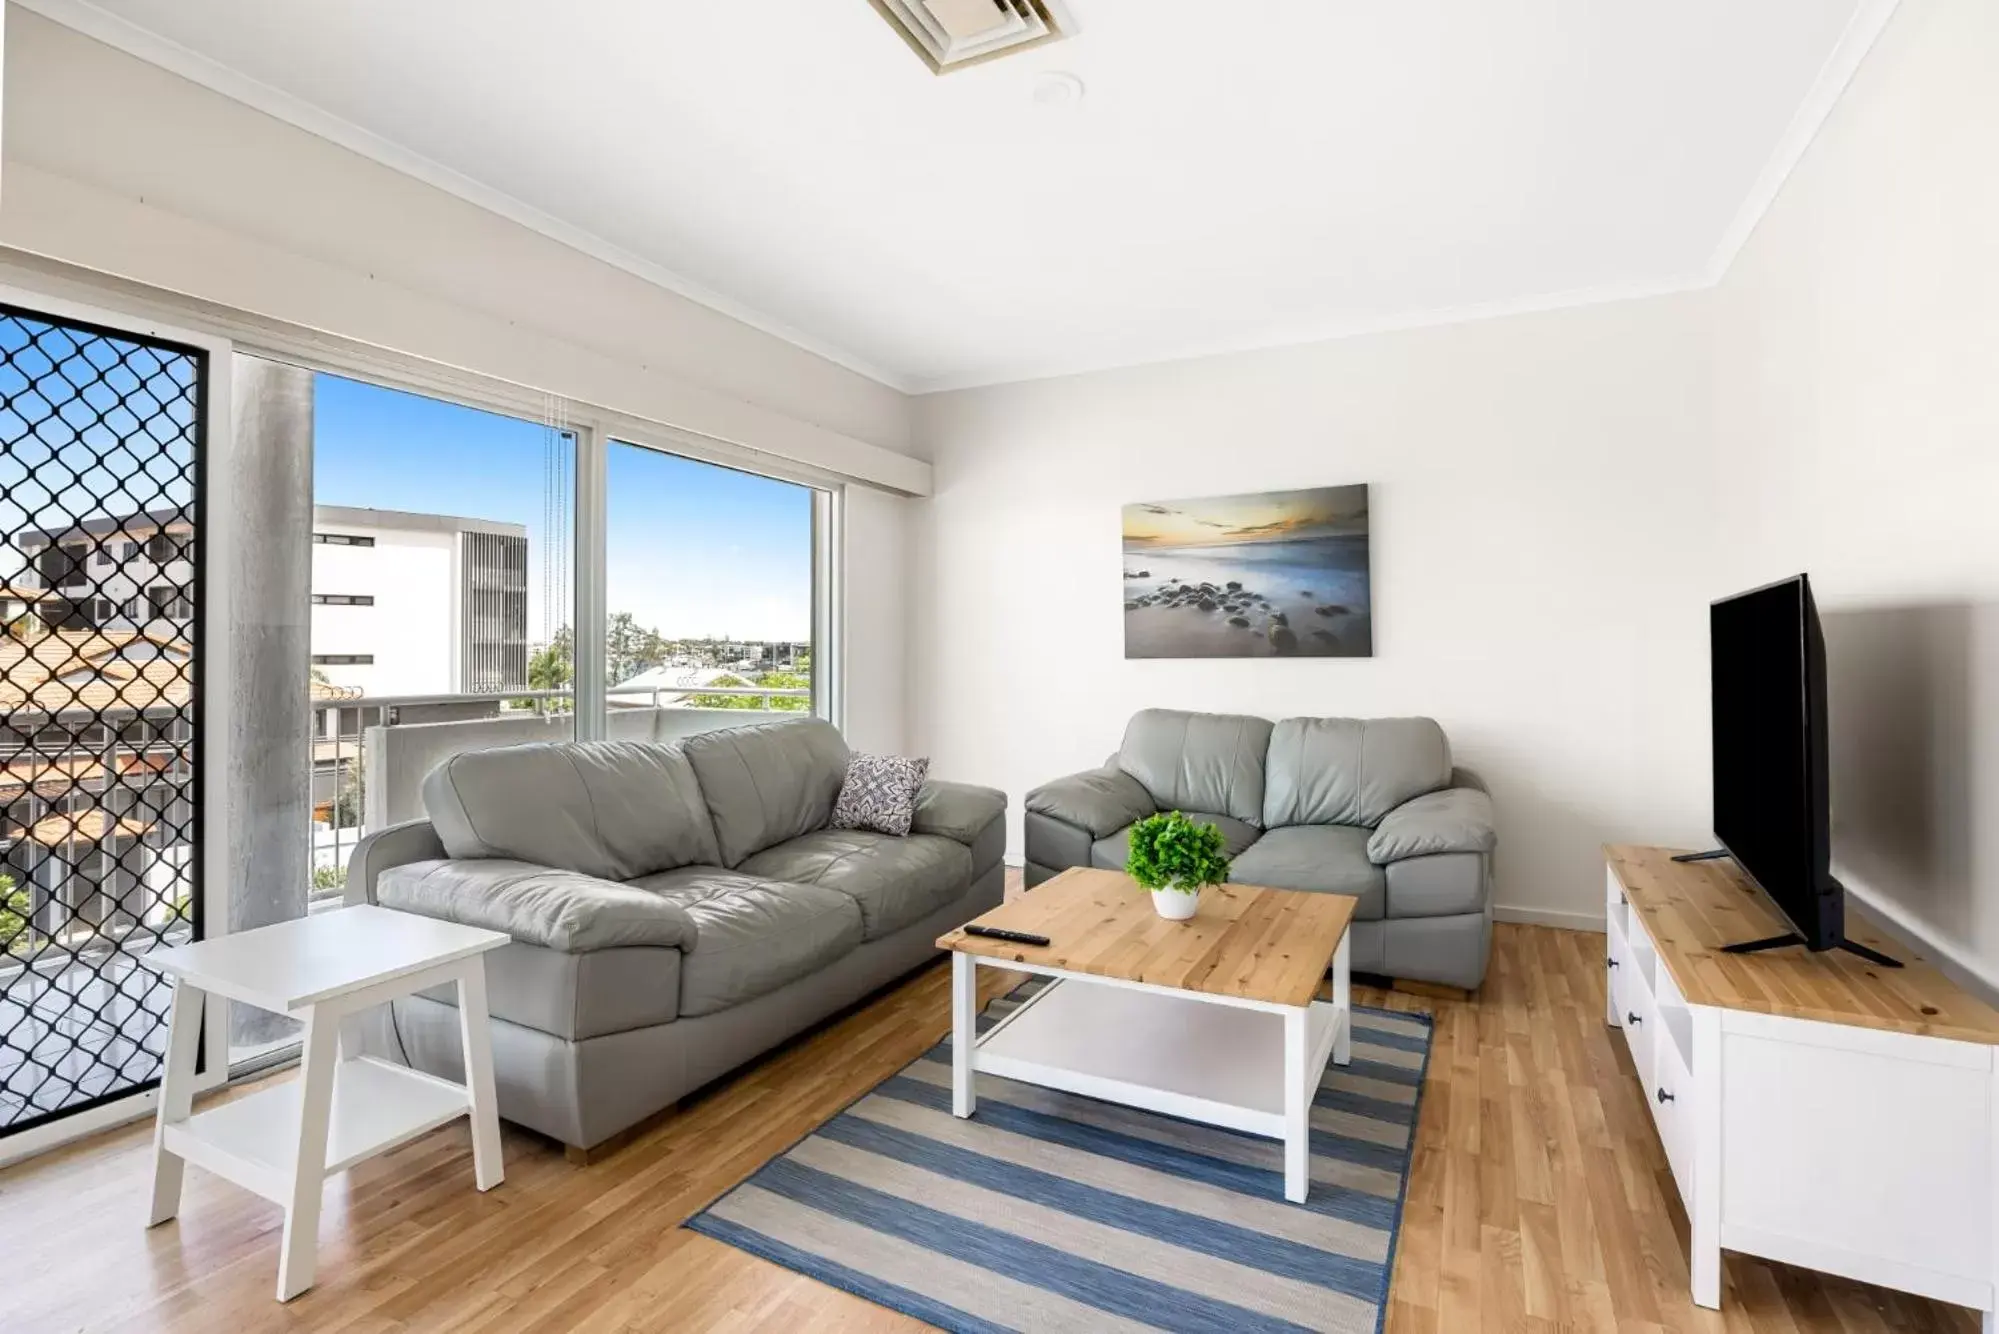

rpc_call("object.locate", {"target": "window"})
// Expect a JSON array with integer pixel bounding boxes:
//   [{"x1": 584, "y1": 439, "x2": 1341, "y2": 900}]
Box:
[
  {"x1": 604, "y1": 442, "x2": 818, "y2": 721},
  {"x1": 300, "y1": 365, "x2": 574, "y2": 930},
  {"x1": 123, "y1": 540, "x2": 141, "y2": 560},
  {"x1": 146, "y1": 532, "x2": 174, "y2": 561}
]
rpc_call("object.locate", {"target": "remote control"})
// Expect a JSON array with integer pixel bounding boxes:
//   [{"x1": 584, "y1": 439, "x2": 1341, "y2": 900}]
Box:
[{"x1": 964, "y1": 924, "x2": 1052, "y2": 947}]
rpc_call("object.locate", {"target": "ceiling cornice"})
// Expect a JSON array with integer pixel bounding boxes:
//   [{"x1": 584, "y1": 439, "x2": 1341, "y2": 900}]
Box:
[{"x1": 1698, "y1": 0, "x2": 1902, "y2": 284}]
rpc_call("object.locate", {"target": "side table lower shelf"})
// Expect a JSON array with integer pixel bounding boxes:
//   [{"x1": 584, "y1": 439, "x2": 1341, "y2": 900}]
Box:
[{"x1": 163, "y1": 1058, "x2": 474, "y2": 1202}]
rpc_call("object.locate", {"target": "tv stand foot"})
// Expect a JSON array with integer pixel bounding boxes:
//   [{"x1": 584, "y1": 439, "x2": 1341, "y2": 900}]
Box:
[
  {"x1": 1720, "y1": 933, "x2": 1805, "y2": 956},
  {"x1": 1835, "y1": 938, "x2": 1903, "y2": 969},
  {"x1": 1671, "y1": 848, "x2": 1732, "y2": 863},
  {"x1": 1718, "y1": 933, "x2": 1905, "y2": 968}
]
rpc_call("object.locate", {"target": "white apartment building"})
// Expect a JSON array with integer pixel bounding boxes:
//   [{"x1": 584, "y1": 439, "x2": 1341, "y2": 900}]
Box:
[
  {"x1": 310, "y1": 506, "x2": 528, "y2": 698},
  {"x1": 19, "y1": 505, "x2": 528, "y2": 699}
]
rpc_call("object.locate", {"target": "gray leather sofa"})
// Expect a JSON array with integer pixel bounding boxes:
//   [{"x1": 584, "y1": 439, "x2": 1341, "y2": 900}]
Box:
[
  {"x1": 1025, "y1": 709, "x2": 1495, "y2": 989},
  {"x1": 345, "y1": 717, "x2": 1005, "y2": 1154}
]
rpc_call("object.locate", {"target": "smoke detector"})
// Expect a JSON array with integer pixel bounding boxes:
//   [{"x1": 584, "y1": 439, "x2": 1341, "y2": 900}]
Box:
[{"x1": 868, "y1": 0, "x2": 1074, "y2": 74}]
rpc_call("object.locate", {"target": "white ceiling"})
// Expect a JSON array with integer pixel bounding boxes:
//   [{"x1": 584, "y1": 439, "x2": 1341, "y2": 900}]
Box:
[{"x1": 31, "y1": 0, "x2": 1889, "y2": 391}]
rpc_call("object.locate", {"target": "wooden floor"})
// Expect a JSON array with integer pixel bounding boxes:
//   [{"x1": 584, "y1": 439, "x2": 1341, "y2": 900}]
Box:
[{"x1": 0, "y1": 878, "x2": 1980, "y2": 1333}]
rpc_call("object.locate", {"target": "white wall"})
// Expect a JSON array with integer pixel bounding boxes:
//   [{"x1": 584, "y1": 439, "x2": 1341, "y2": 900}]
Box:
[
  {"x1": 912, "y1": 295, "x2": 1720, "y2": 926},
  {"x1": 1711, "y1": 0, "x2": 1999, "y2": 978}
]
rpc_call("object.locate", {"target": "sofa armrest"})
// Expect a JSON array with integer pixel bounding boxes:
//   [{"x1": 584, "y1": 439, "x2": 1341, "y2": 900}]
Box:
[
  {"x1": 374, "y1": 859, "x2": 699, "y2": 953},
  {"x1": 1025, "y1": 766, "x2": 1156, "y2": 839},
  {"x1": 1367, "y1": 787, "x2": 1497, "y2": 864},
  {"x1": 345, "y1": 819, "x2": 448, "y2": 907},
  {"x1": 912, "y1": 780, "x2": 1007, "y2": 846}
]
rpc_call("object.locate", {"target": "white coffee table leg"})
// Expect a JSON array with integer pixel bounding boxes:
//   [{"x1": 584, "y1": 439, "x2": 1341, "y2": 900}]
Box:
[
  {"x1": 951, "y1": 952, "x2": 977, "y2": 1118},
  {"x1": 1283, "y1": 1005, "x2": 1310, "y2": 1203},
  {"x1": 455, "y1": 962, "x2": 504, "y2": 1191},
  {"x1": 148, "y1": 979, "x2": 205, "y2": 1226},
  {"x1": 1332, "y1": 930, "x2": 1353, "y2": 1067},
  {"x1": 277, "y1": 1007, "x2": 339, "y2": 1302}
]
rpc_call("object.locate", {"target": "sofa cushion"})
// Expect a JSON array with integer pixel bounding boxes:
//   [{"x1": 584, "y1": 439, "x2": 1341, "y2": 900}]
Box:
[
  {"x1": 1226, "y1": 824, "x2": 1387, "y2": 920},
  {"x1": 421, "y1": 740, "x2": 720, "y2": 880},
  {"x1": 1385, "y1": 852, "x2": 1488, "y2": 919},
  {"x1": 1262, "y1": 717, "x2": 1452, "y2": 829},
  {"x1": 1090, "y1": 813, "x2": 1261, "y2": 874},
  {"x1": 626, "y1": 866, "x2": 863, "y2": 1017},
  {"x1": 739, "y1": 829, "x2": 973, "y2": 941},
  {"x1": 1116, "y1": 709, "x2": 1274, "y2": 828},
  {"x1": 681, "y1": 718, "x2": 851, "y2": 866},
  {"x1": 830, "y1": 753, "x2": 929, "y2": 837}
]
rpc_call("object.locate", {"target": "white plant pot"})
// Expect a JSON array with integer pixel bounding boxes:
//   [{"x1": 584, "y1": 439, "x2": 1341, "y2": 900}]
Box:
[{"x1": 1151, "y1": 886, "x2": 1201, "y2": 920}]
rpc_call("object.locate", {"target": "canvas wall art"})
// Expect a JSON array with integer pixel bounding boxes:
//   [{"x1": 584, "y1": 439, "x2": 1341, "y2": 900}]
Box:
[{"x1": 1122, "y1": 483, "x2": 1372, "y2": 658}]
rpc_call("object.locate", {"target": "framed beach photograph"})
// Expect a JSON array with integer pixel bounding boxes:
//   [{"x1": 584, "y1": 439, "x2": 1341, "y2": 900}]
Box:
[{"x1": 1122, "y1": 484, "x2": 1372, "y2": 658}]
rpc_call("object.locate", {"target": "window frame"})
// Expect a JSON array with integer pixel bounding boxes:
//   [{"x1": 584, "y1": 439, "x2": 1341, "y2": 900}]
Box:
[{"x1": 591, "y1": 431, "x2": 837, "y2": 737}]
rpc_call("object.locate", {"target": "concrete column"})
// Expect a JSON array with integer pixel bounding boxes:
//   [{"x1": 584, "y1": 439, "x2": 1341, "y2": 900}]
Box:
[{"x1": 226, "y1": 357, "x2": 314, "y2": 1048}]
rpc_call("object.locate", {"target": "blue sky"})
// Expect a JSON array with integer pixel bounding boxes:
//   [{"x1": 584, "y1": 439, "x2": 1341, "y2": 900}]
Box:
[{"x1": 314, "y1": 372, "x2": 813, "y2": 643}]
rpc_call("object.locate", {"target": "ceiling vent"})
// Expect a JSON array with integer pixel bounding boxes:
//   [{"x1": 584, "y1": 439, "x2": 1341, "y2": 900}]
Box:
[{"x1": 868, "y1": 0, "x2": 1073, "y2": 74}]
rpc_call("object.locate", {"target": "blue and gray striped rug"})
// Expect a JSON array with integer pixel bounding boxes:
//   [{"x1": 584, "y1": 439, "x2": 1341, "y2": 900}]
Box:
[{"x1": 685, "y1": 979, "x2": 1432, "y2": 1333}]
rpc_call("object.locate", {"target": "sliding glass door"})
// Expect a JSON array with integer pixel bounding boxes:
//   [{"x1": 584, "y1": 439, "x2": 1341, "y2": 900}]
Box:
[{"x1": 0, "y1": 301, "x2": 207, "y2": 1138}]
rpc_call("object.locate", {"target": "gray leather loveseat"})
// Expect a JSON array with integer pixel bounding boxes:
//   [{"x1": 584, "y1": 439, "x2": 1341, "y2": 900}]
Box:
[
  {"x1": 345, "y1": 717, "x2": 1005, "y2": 1155},
  {"x1": 1025, "y1": 709, "x2": 1495, "y2": 989}
]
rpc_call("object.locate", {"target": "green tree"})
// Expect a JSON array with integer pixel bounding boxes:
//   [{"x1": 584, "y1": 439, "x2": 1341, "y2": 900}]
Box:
[
  {"x1": 513, "y1": 624, "x2": 574, "y2": 711},
  {"x1": 683, "y1": 673, "x2": 761, "y2": 710},
  {"x1": 756, "y1": 668, "x2": 811, "y2": 713},
  {"x1": 606, "y1": 612, "x2": 645, "y2": 686},
  {"x1": 684, "y1": 669, "x2": 811, "y2": 712},
  {"x1": 331, "y1": 767, "x2": 364, "y2": 829},
  {"x1": 0, "y1": 871, "x2": 31, "y2": 955}
]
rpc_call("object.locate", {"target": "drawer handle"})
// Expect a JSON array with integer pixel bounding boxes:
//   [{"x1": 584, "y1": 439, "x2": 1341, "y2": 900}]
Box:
[
  {"x1": 1656, "y1": 1087, "x2": 1675, "y2": 1105},
  {"x1": 1627, "y1": 1012, "x2": 1642, "y2": 1026}
]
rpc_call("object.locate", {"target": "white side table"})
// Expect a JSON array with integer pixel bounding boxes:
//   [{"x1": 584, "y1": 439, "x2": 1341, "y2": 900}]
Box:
[{"x1": 140, "y1": 904, "x2": 510, "y2": 1301}]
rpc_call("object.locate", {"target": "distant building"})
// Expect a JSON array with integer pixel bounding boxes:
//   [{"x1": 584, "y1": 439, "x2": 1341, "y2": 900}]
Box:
[
  {"x1": 15, "y1": 507, "x2": 195, "y2": 637},
  {"x1": 18, "y1": 505, "x2": 530, "y2": 698},
  {"x1": 310, "y1": 506, "x2": 528, "y2": 697}
]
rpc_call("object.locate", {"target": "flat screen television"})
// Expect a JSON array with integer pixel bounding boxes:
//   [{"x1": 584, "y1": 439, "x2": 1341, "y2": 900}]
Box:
[{"x1": 1693, "y1": 574, "x2": 1899, "y2": 966}]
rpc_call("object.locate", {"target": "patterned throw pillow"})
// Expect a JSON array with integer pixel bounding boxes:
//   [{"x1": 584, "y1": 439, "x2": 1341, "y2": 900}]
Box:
[{"x1": 830, "y1": 753, "x2": 930, "y2": 837}]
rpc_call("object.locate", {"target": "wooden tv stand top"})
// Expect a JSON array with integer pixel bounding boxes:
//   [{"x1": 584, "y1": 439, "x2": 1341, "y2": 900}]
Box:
[{"x1": 1605, "y1": 844, "x2": 1999, "y2": 1044}]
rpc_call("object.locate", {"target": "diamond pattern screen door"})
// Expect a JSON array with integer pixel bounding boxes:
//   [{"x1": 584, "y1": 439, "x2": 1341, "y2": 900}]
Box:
[{"x1": 0, "y1": 299, "x2": 209, "y2": 1140}]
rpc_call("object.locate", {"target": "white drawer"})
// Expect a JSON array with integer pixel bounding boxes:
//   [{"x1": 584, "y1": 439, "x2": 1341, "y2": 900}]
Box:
[
  {"x1": 1646, "y1": 1019, "x2": 1694, "y2": 1208},
  {"x1": 1617, "y1": 968, "x2": 1657, "y2": 1085},
  {"x1": 1605, "y1": 915, "x2": 1632, "y2": 1017}
]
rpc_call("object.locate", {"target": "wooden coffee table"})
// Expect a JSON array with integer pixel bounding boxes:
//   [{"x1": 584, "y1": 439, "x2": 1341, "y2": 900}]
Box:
[{"x1": 937, "y1": 866, "x2": 1357, "y2": 1203}]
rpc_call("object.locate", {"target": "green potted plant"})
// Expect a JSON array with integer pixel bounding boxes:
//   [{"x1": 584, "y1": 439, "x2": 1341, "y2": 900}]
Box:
[{"x1": 1125, "y1": 810, "x2": 1232, "y2": 920}]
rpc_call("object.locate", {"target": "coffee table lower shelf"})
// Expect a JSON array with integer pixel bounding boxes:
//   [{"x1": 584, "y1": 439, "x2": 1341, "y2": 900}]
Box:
[{"x1": 951, "y1": 961, "x2": 1350, "y2": 1203}]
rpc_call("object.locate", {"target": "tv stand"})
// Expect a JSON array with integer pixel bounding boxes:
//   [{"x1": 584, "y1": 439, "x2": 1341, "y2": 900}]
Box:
[
  {"x1": 1720, "y1": 932, "x2": 1904, "y2": 968},
  {"x1": 1605, "y1": 845, "x2": 1999, "y2": 1328}
]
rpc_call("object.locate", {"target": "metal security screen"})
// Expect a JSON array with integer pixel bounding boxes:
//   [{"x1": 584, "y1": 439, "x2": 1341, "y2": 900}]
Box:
[{"x1": 0, "y1": 302, "x2": 205, "y2": 1136}]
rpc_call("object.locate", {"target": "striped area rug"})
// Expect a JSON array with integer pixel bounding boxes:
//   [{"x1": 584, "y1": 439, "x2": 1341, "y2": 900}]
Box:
[{"x1": 685, "y1": 980, "x2": 1432, "y2": 1333}]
